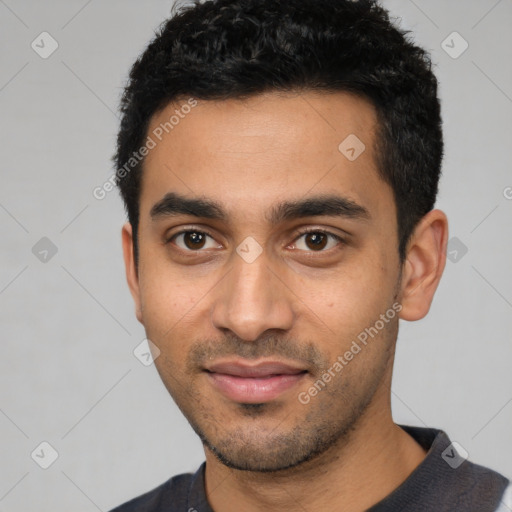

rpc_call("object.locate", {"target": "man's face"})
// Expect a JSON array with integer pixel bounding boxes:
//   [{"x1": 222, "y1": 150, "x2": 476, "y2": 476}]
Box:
[{"x1": 126, "y1": 91, "x2": 404, "y2": 471}]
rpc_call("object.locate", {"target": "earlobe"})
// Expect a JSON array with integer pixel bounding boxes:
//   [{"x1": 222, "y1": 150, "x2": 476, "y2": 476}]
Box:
[
  {"x1": 398, "y1": 209, "x2": 449, "y2": 321},
  {"x1": 121, "y1": 222, "x2": 143, "y2": 324}
]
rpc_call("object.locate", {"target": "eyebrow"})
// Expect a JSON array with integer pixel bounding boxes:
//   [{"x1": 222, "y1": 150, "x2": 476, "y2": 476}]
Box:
[{"x1": 150, "y1": 192, "x2": 370, "y2": 225}]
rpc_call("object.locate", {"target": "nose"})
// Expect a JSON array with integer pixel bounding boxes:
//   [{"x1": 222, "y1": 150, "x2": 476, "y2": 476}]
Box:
[{"x1": 210, "y1": 247, "x2": 295, "y2": 342}]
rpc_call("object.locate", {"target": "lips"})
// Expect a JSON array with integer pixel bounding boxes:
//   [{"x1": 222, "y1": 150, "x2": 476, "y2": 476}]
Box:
[
  {"x1": 207, "y1": 361, "x2": 306, "y2": 377},
  {"x1": 204, "y1": 360, "x2": 307, "y2": 403}
]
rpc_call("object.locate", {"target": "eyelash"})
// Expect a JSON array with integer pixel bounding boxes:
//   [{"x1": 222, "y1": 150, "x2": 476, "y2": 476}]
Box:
[{"x1": 165, "y1": 227, "x2": 345, "y2": 254}]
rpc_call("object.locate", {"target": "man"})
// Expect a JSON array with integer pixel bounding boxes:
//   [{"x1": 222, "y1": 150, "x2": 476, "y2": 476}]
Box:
[{"x1": 111, "y1": 0, "x2": 511, "y2": 510}]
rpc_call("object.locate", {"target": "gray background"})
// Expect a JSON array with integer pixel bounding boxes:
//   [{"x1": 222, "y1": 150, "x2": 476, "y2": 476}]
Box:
[{"x1": 1, "y1": 0, "x2": 511, "y2": 510}]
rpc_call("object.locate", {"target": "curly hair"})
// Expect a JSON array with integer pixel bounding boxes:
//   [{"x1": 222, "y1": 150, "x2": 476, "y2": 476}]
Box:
[{"x1": 114, "y1": 0, "x2": 443, "y2": 265}]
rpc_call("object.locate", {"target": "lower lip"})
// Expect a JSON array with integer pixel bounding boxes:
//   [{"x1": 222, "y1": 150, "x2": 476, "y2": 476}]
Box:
[{"x1": 206, "y1": 372, "x2": 306, "y2": 403}]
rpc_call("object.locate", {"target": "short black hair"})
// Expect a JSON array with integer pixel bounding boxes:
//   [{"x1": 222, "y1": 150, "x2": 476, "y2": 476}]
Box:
[{"x1": 114, "y1": 0, "x2": 443, "y2": 266}]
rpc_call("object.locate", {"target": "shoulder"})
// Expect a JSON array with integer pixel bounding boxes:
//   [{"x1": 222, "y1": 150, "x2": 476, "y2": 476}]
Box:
[
  {"x1": 388, "y1": 425, "x2": 511, "y2": 511},
  {"x1": 109, "y1": 472, "x2": 194, "y2": 512},
  {"x1": 494, "y1": 483, "x2": 512, "y2": 512}
]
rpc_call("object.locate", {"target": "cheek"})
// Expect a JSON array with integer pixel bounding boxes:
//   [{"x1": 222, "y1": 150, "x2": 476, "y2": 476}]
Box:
[
  {"x1": 138, "y1": 250, "x2": 211, "y2": 315},
  {"x1": 136, "y1": 260, "x2": 217, "y2": 364},
  {"x1": 137, "y1": 270, "x2": 196, "y2": 347},
  {"x1": 302, "y1": 262, "x2": 398, "y2": 351}
]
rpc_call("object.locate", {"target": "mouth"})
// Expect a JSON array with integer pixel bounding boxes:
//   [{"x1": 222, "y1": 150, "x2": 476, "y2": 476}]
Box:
[{"x1": 204, "y1": 359, "x2": 308, "y2": 404}]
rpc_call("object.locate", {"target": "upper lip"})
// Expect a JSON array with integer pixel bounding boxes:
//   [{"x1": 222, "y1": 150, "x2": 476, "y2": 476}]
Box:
[{"x1": 205, "y1": 360, "x2": 307, "y2": 378}]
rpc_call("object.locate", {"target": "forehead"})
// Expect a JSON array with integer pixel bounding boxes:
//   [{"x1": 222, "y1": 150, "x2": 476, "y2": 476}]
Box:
[{"x1": 140, "y1": 91, "x2": 394, "y2": 226}]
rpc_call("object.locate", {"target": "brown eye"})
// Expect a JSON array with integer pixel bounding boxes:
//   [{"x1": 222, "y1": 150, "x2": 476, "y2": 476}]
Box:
[
  {"x1": 184, "y1": 232, "x2": 206, "y2": 250},
  {"x1": 171, "y1": 231, "x2": 220, "y2": 251},
  {"x1": 293, "y1": 230, "x2": 343, "y2": 252},
  {"x1": 304, "y1": 232, "x2": 328, "y2": 251}
]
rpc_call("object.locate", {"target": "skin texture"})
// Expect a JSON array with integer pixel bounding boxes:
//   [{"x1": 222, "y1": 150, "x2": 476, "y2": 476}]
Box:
[{"x1": 122, "y1": 91, "x2": 448, "y2": 512}]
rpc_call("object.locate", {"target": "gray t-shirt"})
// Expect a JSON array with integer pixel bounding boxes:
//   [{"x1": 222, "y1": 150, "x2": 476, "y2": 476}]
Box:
[{"x1": 110, "y1": 425, "x2": 510, "y2": 511}]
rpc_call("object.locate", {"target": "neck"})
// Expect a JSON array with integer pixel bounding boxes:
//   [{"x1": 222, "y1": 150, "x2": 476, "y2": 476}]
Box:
[{"x1": 203, "y1": 397, "x2": 427, "y2": 512}]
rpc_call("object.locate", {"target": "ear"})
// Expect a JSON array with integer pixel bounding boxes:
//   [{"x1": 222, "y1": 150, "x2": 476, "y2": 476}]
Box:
[
  {"x1": 121, "y1": 222, "x2": 143, "y2": 323},
  {"x1": 398, "y1": 209, "x2": 448, "y2": 321}
]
